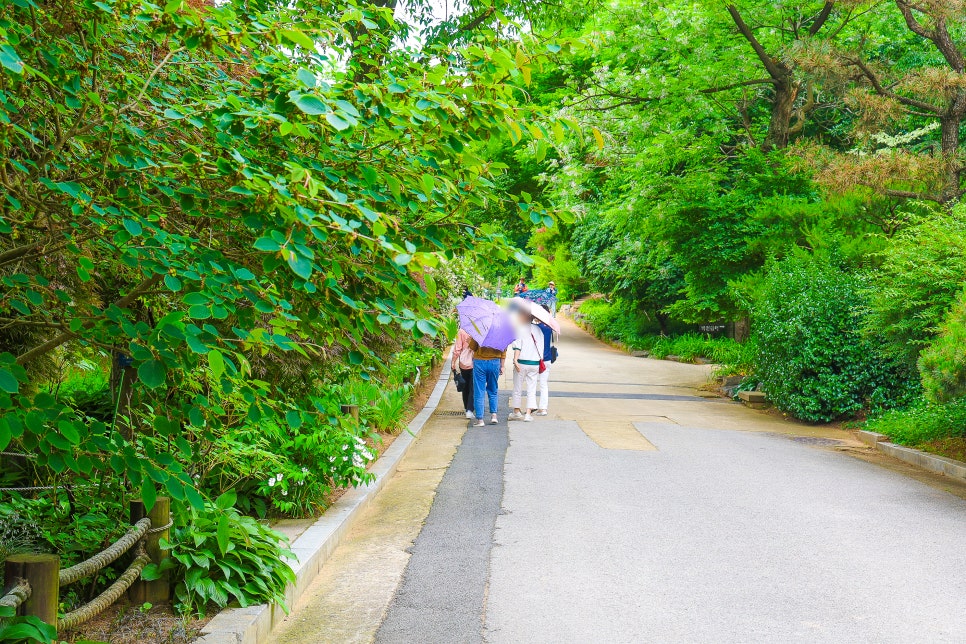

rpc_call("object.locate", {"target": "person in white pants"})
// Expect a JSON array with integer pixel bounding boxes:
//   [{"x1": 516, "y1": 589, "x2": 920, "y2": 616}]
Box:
[
  {"x1": 534, "y1": 313, "x2": 555, "y2": 416},
  {"x1": 537, "y1": 364, "x2": 551, "y2": 414},
  {"x1": 509, "y1": 313, "x2": 544, "y2": 422}
]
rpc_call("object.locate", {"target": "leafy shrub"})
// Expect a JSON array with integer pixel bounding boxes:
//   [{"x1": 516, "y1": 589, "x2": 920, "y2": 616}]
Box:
[
  {"x1": 579, "y1": 299, "x2": 755, "y2": 371},
  {"x1": 0, "y1": 608, "x2": 56, "y2": 644},
  {"x1": 753, "y1": 254, "x2": 916, "y2": 422},
  {"x1": 578, "y1": 299, "x2": 653, "y2": 348},
  {"x1": 865, "y1": 398, "x2": 966, "y2": 446},
  {"x1": 646, "y1": 334, "x2": 746, "y2": 364},
  {"x1": 370, "y1": 386, "x2": 412, "y2": 433},
  {"x1": 712, "y1": 338, "x2": 758, "y2": 377},
  {"x1": 147, "y1": 494, "x2": 296, "y2": 618},
  {"x1": 866, "y1": 209, "x2": 966, "y2": 365},
  {"x1": 918, "y1": 290, "x2": 966, "y2": 403}
]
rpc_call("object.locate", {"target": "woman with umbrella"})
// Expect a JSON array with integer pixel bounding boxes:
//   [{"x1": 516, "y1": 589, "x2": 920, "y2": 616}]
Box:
[
  {"x1": 457, "y1": 297, "x2": 515, "y2": 427},
  {"x1": 508, "y1": 299, "x2": 559, "y2": 422}
]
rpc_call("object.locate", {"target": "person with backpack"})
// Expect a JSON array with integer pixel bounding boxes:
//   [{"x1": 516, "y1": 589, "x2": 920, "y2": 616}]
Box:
[
  {"x1": 535, "y1": 309, "x2": 556, "y2": 416},
  {"x1": 452, "y1": 328, "x2": 475, "y2": 419},
  {"x1": 508, "y1": 311, "x2": 545, "y2": 422}
]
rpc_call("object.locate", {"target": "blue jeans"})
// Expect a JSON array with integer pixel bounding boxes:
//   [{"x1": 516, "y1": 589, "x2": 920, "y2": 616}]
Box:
[{"x1": 473, "y1": 358, "x2": 501, "y2": 419}]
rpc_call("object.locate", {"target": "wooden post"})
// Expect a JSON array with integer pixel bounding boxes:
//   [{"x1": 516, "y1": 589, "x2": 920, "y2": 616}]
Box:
[
  {"x1": 128, "y1": 497, "x2": 170, "y2": 604},
  {"x1": 5, "y1": 553, "x2": 59, "y2": 627},
  {"x1": 340, "y1": 404, "x2": 360, "y2": 422}
]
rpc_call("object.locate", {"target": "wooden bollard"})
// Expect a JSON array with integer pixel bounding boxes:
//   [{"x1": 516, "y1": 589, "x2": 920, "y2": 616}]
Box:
[
  {"x1": 340, "y1": 404, "x2": 359, "y2": 422},
  {"x1": 128, "y1": 497, "x2": 170, "y2": 604},
  {"x1": 5, "y1": 553, "x2": 59, "y2": 627}
]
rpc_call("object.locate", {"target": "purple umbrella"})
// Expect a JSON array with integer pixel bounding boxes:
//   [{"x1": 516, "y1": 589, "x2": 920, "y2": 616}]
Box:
[{"x1": 457, "y1": 297, "x2": 516, "y2": 351}]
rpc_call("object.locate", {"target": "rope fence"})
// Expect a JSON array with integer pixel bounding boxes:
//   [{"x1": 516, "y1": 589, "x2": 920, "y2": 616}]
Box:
[
  {"x1": 1, "y1": 497, "x2": 170, "y2": 635},
  {"x1": 0, "y1": 578, "x2": 30, "y2": 611},
  {"x1": 59, "y1": 518, "x2": 151, "y2": 587},
  {"x1": 57, "y1": 546, "x2": 151, "y2": 631}
]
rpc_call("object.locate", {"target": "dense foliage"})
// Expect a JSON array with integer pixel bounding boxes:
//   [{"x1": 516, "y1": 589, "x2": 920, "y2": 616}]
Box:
[
  {"x1": 0, "y1": 0, "x2": 560, "y2": 627},
  {"x1": 918, "y1": 290, "x2": 966, "y2": 405},
  {"x1": 753, "y1": 255, "x2": 914, "y2": 423},
  {"x1": 514, "y1": 1, "x2": 966, "y2": 436}
]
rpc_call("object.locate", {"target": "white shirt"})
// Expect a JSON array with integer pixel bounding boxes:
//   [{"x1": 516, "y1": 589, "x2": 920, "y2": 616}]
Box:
[{"x1": 512, "y1": 323, "x2": 545, "y2": 362}]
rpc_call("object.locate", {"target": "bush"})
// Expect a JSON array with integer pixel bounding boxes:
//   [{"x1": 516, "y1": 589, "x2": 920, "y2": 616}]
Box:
[
  {"x1": 577, "y1": 299, "x2": 654, "y2": 348},
  {"x1": 753, "y1": 254, "x2": 915, "y2": 422},
  {"x1": 578, "y1": 300, "x2": 754, "y2": 370},
  {"x1": 147, "y1": 494, "x2": 296, "y2": 618},
  {"x1": 918, "y1": 290, "x2": 966, "y2": 403},
  {"x1": 865, "y1": 399, "x2": 966, "y2": 446},
  {"x1": 866, "y1": 209, "x2": 966, "y2": 365}
]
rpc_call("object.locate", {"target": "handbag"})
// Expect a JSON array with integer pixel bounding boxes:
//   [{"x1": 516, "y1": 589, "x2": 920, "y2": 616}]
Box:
[
  {"x1": 530, "y1": 332, "x2": 547, "y2": 374},
  {"x1": 550, "y1": 346, "x2": 559, "y2": 364},
  {"x1": 453, "y1": 369, "x2": 466, "y2": 392}
]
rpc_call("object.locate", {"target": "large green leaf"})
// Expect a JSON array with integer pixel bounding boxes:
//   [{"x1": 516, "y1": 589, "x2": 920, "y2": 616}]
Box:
[{"x1": 138, "y1": 360, "x2": 167, "y2": 389}]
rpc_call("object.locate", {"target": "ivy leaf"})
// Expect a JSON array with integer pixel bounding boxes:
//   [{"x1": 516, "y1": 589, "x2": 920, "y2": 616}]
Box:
[
  {"x1": 282, "y1": 29, "x2": 316, "y2": 50},
  {"x1": 292, "y1": 94, "x2": 328, "y2": 115},
  {"x1": 286, "y1": 252, "x2": 312, "y2": 279},
  {"x1": 208, "y1": 349, "x2": 225, "y2": 381},
  {"x1": 164, "y1": 275, "x2": 183, "y2": 292},
  {"x1": 254, "y1": 237, "x2": 282, "y2": 252},
  {"x1": 123, "y1": 218, "x2": 143, "y2": 236},
  {"x1": 0, "y1": 45, "x2": 24, "y2": 74},
  {"x1": 325, "y1": 112, "x2": 351, "y2": 131},
  {"x1": 141, "y1": 479, "x2": 157, "y2": 512},
  {"x1": 0, "y1": 369, "x2": 18, "y2": 394},
  {"x1": 138, "y1": 360, "x2": 167, "y2": 389}
]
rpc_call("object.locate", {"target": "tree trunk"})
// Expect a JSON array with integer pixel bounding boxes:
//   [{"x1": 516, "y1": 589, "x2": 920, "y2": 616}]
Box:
[
  {"x1": 733, "y1": 316, "x2": 751, "y2": 343},
  {"x1": 940, "y1": 114, "x2": 963, "y2": 204},
  {"x1": 348, "y1": 0, "x2": 398, "y2": 81},
  {"x1": 765, "y1": 79, "x2": 798, "y2": 150},
  {"x1": 110, "y1": 351, "x2": 137, "y2": 439}
]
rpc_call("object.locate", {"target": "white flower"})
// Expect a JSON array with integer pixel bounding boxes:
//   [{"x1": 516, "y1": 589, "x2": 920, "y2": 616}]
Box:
[
  {"x1": 301, "y1": 467, "x2": 308, "y2": 474},
  {"x1": 282, "y1": 490, "x2": 288, "y2": 496}
]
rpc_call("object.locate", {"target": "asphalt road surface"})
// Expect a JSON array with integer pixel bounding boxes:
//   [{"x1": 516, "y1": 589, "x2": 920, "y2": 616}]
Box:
[{"x1": 275, "y1": 316, "x2": 966, "y2": 644}]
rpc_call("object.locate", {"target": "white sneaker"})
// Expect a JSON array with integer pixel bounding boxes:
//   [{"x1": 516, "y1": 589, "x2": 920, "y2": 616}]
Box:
[
  {"x1": 466, "y1": 410, "x2": 475, "y2": 419},
  {"x1": 490, "y1": 415, "x2": 498, "y2": 425},
  {"x1": 508, "y1": 411, "x2": 523, "y2": 421},
  {"x1": 524, "y1": 413, "x2": 533, "y2": 422},
  {"x1": 474, "y1": 420, "x2": 485, "y2": 427},
  {"x1": 536, "y1": 410, "x2": 548, "y2": 416}
]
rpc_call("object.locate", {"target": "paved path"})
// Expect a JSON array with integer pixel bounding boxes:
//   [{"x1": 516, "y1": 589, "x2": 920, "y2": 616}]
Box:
[{"x1": 272, "y1": 317, "x2": 966, "y2": 643}]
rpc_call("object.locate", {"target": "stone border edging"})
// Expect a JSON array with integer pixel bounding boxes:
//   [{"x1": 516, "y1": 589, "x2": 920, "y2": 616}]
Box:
[
  {"x1": 194, "y1": 355, "x2": 453, "y2": 644},
  {"x1": 856, "y1": 430, "x2": 966, "y2": 482}
]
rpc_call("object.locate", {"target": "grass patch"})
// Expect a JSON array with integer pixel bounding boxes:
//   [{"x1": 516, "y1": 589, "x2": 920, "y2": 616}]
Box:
[{"x1": 864, "y1": 398, "x2": 966, "y2": 447}]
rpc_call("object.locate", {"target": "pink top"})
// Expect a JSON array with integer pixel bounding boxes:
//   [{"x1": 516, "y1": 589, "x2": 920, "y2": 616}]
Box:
[{"x1": 452, "y1": 329, "x2": 475, "y2": 371}]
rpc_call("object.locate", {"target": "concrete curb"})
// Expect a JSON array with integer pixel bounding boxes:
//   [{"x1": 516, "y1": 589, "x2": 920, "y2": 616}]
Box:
[
  {"x1": 856, "y1": 430, "x2": 966, "y2": 482},
  {"x1": 194, "y1": 357, "x2": 453, "y2": 644}
]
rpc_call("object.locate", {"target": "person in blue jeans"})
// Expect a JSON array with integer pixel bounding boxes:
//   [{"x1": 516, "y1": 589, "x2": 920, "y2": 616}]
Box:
[{"x1": 470, "y1": 339, "x2": 506, "y2": 427}]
